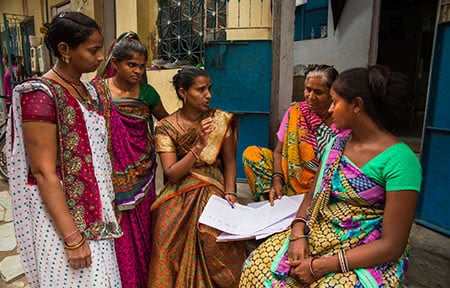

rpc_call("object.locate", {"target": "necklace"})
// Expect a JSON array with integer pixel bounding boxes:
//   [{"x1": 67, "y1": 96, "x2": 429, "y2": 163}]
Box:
[
  {"x1": 176, "y1": 110, "x2": 188, "y2": 132},
  {"x1": 51, "y1": 68, "x2": 92, "y2": 104},
  {"x1": 176, "y1": 109, "x2": 202, "y2": 132},
  {"x1": 112, "y1": 77, "x2": 136, "y2": 94}
]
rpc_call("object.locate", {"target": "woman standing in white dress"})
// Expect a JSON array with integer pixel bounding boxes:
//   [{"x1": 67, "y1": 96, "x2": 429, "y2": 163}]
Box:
[{"x1": 7, "y1": 12, "x2": 122, "y2": 287}]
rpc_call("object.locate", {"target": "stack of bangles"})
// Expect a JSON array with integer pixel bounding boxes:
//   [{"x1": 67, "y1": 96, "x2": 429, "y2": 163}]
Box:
[
  {"x1": 338, "y1": 249, "x2": 349, "y2": 273},
  {"x1": 272, "y1": 172, "x2": 284, "y2": 185},
  {"x1": 64, "y1": 235, "x2": 86, "y2": 250},
  {"x1": 224, "y1": 191, "x2": 237, "y2": 197},
  {"x1": 190, "y1": 149, "x2": 200, "y2": 160},
  {"x1": 290, "y1": 217, "x2": 308, "y2": 241}
]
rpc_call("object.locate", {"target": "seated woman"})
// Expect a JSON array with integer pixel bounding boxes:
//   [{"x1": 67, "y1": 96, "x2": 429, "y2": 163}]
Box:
[
  {"x1": 243, "y1": 65, "x2": 339, "y2": 203},
  {"x1": 148, "y1": 66, "x2": 247, "y2": 287},
  {"x1": 239, "y1": 65, "x2": 422, "y2": 287}
]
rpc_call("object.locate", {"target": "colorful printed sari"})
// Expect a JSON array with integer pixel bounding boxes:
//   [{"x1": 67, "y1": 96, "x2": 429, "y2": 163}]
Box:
[
  {"x1": 148, "y1": 109, "x2": 247, "y2": 288},
  {"x1": 243, "y1": 101, "x2": 338, "y2": 200},
  {"x1": 94, "y1": 78, "x2": 159, "y2": 288},
  {"x1": 240, "y1": 131, "x2": 413, "y2": 288}
]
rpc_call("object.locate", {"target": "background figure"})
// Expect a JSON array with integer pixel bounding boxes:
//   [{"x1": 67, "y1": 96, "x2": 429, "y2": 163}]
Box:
[
  {"x1": 93, "y1": 31, "x2": 168, "y2": 288},
  {"x1": 14, "y1": 55, "x2": 27, "y2": 82},
  {"x1": 6, "y1": 12, "x2": 122, "y2": 287},
  {"x1": 240, "y1": 65, "x2": 422, "y2": 287},
  {"x1": 243, "y1": 65, "x2": 339, "y2": 203},
  {"x1": 2, "y1": 55, "x2": 16, "y2": 109},
  {"x1": 148, "y1": 66, "x2": 247, "y2": 287}
]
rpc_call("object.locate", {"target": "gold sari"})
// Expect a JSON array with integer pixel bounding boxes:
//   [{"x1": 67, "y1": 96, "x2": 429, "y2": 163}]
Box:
[{"x1": 148, "y1": 109, "x2": 247, "y2": 288}]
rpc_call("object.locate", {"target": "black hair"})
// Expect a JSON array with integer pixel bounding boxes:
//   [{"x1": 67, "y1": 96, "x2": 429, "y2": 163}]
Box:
[
  {"x1": 172, "y1": 66, "x2": 210, "y2": 100},
  {"x1": 304, "y1": 64, "x2": 339, "y2": 89},
  {"x1": 332, "y1": 65, "x2": 410, "y2": 130},
  {"x1": 2, "y1": 54, "x2": 16, "y2": 64},
  {"x1": 44, "y1": 11, "x2": 101, "y2": 58},
  {"x1": 111, "y1": 32, "x2": 148, "y2": 62}
]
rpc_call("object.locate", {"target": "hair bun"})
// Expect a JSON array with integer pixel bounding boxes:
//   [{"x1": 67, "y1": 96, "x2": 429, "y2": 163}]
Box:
[{"x1": 368, "y1": 65, "x2": 390, "y2": 107}]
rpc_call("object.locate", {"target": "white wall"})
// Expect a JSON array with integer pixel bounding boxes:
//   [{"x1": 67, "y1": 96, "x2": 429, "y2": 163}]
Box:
[{"x1": 294, "y1": 0, "x2": 374, "y2": 72}]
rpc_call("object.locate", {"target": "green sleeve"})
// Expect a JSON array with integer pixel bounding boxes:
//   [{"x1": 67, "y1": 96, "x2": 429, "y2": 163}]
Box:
[
  {"x1": 139, "y1": 82, "x2": 161, "y2": 108},
  {"x1": 382, "y1": 144, "x2": 423, "y2": 192}
]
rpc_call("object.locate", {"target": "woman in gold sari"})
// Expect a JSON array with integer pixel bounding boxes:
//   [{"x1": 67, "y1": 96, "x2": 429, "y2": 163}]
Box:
[{"x1": 148, "y1": 66, "x2": 247, "y2": 287}]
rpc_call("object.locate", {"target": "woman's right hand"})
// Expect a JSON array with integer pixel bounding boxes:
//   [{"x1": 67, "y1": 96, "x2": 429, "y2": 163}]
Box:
[
  {"x1": 269, "y1": 179, "x2": 284, "y2": 206},
  {"x1": 286, "y1": 237, "x2": 309, "y2": 267},
  {"x1": 196, "y1": 117, "x2": 216, "y2": 148},
  {"x1": 66, "y1": 238, "x2": 92, "y2": 269}
]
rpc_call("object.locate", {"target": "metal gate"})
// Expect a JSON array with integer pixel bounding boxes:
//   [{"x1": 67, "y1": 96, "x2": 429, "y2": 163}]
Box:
[
  {"x1": 206, "y1": 40, "x2": 272, "y2": 180},
  {"x1": 416, "y1": 5, "x2": 450, "y2": 235},
  {"x1": 1, "y1": 13, "x2": 34, "y2": 89}
]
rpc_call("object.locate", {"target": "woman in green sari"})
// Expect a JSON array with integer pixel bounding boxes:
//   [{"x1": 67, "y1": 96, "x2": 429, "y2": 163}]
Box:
[
  {"x1": 148, "y1": 66, "x2": 247, "y2": 287},
  {"x1": 239, "y1": 65, "x2": 422, "y2": 287}
]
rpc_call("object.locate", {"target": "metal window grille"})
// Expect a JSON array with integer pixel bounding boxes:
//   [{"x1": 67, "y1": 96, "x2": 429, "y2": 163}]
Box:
[{"x1": 156, "y1": 0, "x2": 226, "y2": 66}]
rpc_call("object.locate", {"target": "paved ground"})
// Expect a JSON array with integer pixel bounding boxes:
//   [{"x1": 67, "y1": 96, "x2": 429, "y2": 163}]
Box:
[{"x1": 0, "y1": 180, "x2": 30, "y2": 288}]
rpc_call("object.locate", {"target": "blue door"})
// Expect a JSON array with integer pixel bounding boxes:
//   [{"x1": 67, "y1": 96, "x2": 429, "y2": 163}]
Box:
[
  {"x1": 205, "y1": 40, "x2": 272, "y2": 180},
  {"x1": 416, "y1": 21, "x2": 450, "y2": 236}
]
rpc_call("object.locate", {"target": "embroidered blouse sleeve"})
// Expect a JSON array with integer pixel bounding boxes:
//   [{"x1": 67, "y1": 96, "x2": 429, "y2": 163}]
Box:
[
  {"x1": 21, "y1": 90, "x2": 56, "y2": 123},
  {"x1": 155, "y1": 121, "x2": 176, "y2": 153}
]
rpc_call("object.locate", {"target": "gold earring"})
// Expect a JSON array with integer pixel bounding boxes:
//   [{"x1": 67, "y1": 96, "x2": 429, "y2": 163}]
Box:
[{"x1": 62, "y1": 53, "x2": 71, "y2": 64}]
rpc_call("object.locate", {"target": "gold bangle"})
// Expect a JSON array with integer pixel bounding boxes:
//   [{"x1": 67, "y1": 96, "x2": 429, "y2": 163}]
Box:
[
  {"x1": 290, "y1": 234, "x2": 308, "y2": 242},
  {"x1": 64, "y1": 236, "x2": 86, "y2": 250},
  {"x1": 224, "y1": 191, "x2": 237, "y2": 197},
  {"x1": 190, "y1": 149, "x2": 199, "y2": 160},
  {"x1": 309, "y1": 257, "x2": 319, "y2": 277}
]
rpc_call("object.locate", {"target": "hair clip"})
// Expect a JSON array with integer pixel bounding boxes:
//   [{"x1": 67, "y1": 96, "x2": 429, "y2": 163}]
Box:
[
  {"x1": 126, "y1": 33, "x2": 139, "y2": 41},
  {"x1": 59, "y1": 12, "x2": 66, "y2": 18},
  {"x1": 40, "y1": 26, "x2": 49, "y2": 35}
]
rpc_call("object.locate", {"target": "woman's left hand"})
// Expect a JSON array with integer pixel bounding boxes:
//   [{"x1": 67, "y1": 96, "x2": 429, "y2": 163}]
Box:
[
  {"x1": 224, "y1": 193, "x2": 237, "y2": 205},
  {"x1": 289, "y1": 257, "x2": 320, "y2": 286}
]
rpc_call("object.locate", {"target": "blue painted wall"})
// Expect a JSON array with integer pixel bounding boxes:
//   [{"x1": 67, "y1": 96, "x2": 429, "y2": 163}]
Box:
[
  {"x1": 205, "y1": 40, "x2": 272, "y2": 180},
  {"x1": 416, "y1": 21, "x2": 450, "y2": 235}
]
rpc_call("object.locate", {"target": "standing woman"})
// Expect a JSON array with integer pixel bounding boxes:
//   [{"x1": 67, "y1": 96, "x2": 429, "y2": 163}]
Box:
[
  {"x1": 6, "y1": 12, "x2": 122, "y2": 287},
  {"x1": 2, "y1": 55, "x2": 16, "y2": 108},
  {"x1": 93, "y1": 32, "x2": 168, "y2": 288},
  {"x1": 148, "y1": 66, "x2": 247, "y2": 287}
]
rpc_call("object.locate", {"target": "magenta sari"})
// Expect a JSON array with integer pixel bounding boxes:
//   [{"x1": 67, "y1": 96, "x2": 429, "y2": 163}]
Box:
[{"x1": 94, "y1": 78, "x2": 159, "y2": 288}]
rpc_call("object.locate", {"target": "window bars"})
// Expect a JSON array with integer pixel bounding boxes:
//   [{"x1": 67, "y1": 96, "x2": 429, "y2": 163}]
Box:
[{"x1": 156, "y1": 0, "x2": 227, "y2": 66}]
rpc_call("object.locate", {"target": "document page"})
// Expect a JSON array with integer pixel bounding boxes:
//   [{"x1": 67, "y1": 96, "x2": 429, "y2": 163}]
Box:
[{"x1": 199, "y1": 195, "x2": 304, "y2": 240}]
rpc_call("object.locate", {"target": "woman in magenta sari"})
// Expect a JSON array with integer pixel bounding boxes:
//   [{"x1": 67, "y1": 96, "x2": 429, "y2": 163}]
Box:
[{"x1": 93, "y1": 32, "x2": 168, "y2": 287}]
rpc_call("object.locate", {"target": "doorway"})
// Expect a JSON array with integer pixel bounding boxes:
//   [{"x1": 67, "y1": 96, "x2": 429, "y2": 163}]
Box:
[{"x1": 377, "y1": 0, "x2": 438, "y2": 143}]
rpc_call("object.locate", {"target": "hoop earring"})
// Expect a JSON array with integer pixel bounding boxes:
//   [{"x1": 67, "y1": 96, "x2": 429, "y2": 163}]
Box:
[{"x1": 62, "y1": 53, "x2": 71, "y2": 64}]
